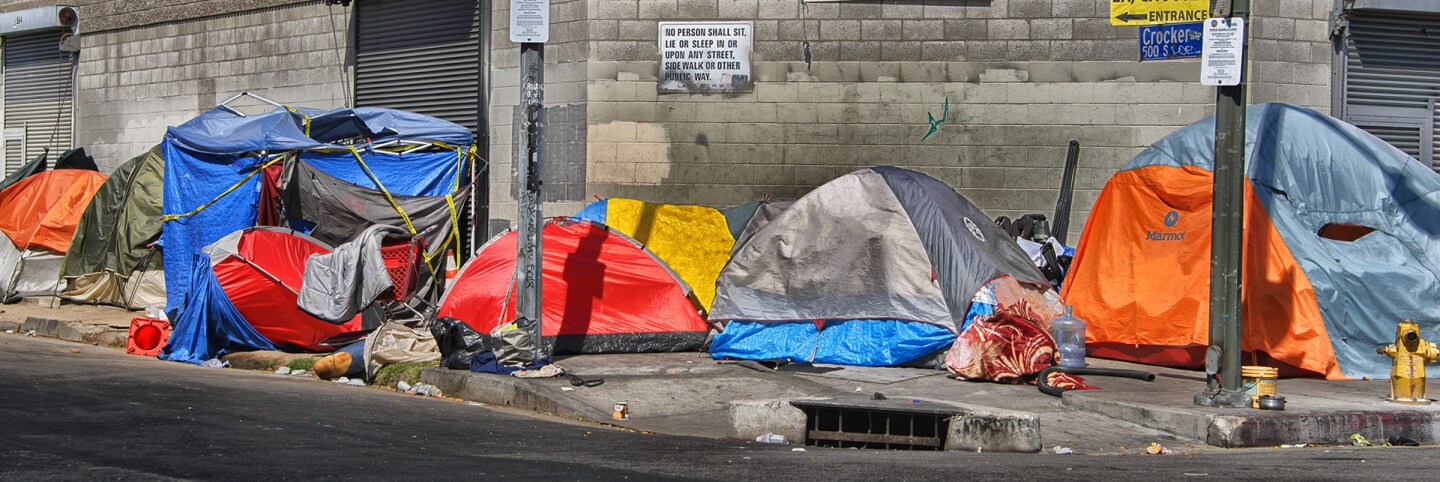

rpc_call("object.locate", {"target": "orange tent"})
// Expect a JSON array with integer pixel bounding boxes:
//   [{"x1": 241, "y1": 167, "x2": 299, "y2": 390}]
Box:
[
  {"x1": 0, "y1": 169, "x2": 107, "y2": 253},
  {"x1": 1062, "y1": 104, "x2": 1440, "y2": 380}
]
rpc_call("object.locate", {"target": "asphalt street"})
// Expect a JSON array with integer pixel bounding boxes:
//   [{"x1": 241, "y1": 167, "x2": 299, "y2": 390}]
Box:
[{"x1": 3, "y1": 334, "x2": 1439, "y2": 481}]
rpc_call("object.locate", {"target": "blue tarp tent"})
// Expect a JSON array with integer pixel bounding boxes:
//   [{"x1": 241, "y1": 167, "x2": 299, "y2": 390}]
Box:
[{"x1": 161, "y1": 104, "x2": 473, "y2": 336}]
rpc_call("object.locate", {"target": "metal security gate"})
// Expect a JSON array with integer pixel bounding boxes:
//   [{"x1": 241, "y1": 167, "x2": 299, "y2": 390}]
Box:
[
  {"x1": 2, "y1": 32, "x2": 74, "y2": 176},
  {"x1": 355, "y1": 0, "x2": 483, "y2": 132},
  {"x1": 354, "y1": 0, "x2": 489, "y2": 254},
  {"x1": 1340, "y1": 10, "x2": 1440, "y2": 170}
]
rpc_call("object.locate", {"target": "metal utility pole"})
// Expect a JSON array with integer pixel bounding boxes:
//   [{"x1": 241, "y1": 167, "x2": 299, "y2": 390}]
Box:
[
  {"x1": 1195, "y1": 0, "x2": 1251, "y2": 408},
  {"x1": 510, "y1": 0, "x2": 550, "y2": 362}
]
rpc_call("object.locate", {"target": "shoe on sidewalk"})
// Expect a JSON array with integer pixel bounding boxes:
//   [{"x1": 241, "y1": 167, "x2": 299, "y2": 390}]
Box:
[{"x1": 314, "y1": 352, "x2": 352, "y2": 380}]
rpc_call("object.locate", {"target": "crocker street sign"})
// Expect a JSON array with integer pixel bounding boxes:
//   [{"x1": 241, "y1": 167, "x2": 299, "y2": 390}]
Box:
[{"x1": 1110, "y1": 0, "x2": 1211, "y2": 26}]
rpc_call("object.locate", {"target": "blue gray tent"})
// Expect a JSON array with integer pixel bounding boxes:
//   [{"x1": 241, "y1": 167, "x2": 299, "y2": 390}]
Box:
[
  {"x1": 1064, "y1": 103, "x2": 1440, "y2": 379},
  {"x1": 708, "y1": 166, "x2": 1048, "y2": 366}
]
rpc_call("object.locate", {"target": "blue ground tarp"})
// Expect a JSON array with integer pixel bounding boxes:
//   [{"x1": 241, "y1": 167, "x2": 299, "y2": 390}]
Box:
[{"x1": 710, "y1": 319, "x2": 956, "y2": 366}]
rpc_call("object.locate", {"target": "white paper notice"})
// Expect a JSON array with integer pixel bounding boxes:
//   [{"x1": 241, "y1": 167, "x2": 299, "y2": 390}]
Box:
[
  {"x1": 658, "y1": 22, "x2": 753, "y2": 93},
  {"x1": 509, "y1": 0, "x2": 549, "y2": 43},
  {"x1": 1201, "y1": 17, "x2": 1244, "y2": 86}
]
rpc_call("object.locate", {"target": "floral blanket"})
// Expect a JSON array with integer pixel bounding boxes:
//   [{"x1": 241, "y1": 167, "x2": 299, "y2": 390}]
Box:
[{"x1": 945, "y1": 279, "x2": 1097, "y2": 390}]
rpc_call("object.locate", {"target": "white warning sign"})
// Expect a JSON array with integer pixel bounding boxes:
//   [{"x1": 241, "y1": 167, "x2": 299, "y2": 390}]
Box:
[{"x1": 658, "y1": 22, "x2": 753, "y2": 93}]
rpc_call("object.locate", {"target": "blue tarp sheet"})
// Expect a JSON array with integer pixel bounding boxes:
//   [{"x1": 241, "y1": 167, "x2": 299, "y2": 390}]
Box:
[
  {"x1": 299, "y1": 150, "x2": 465, "y2": 197},
  {"x1": 159, "y1": 254, "x2": 278, "y2": 364},
  {"x1": 710, "y1": 319, "x2": 956, "y2": 366},
  {"x1": 161, "y1": 140, "x2": 264, "y2": 317},
  {"x1": 573, "y1": 199, "x2": 608, "y2": 224}
]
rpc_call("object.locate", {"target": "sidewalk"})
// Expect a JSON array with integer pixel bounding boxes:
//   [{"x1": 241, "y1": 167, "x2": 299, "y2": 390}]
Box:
[{"x1": 7, "y1": 300, "x2": 1432, "y2": 453}]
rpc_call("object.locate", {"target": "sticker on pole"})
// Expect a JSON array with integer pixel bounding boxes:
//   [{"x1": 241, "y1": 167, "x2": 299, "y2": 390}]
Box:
[
  {"x1": 1140, "y1": 22, "x2": 1203, "y2": 61},
  {"x1": 1201, "y1": 18, "x2": 1244, "y2": 86},
  {"x1": 510, "y1": 0, "x2": 550, "y2": 43}
]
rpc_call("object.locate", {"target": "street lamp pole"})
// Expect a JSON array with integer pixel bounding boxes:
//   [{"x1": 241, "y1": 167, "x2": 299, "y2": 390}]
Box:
[{"x1": 1196, "y1": 0, "x2": 1252, "y2": 408}]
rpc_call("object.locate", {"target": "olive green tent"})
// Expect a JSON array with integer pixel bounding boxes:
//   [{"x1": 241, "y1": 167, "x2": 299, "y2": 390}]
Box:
[{"x1": 59, "y1": 146, "x2": 166, "y2": 309}]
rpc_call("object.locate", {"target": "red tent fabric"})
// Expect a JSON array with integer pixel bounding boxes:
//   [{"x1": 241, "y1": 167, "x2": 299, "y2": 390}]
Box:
[
  {"x1": 207, "y1": 228, "x2": 362, "y2": 351},
  {"x1": 438, "y1": 218, "x2": 707, "y2": 354}
]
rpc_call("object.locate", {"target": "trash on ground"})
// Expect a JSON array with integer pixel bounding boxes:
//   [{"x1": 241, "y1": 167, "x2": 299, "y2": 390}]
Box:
[
  {"x1": 396, "y1": 382, "x2": 441, "y2": 396},
  {"x1": 560, "y1": 387, "x2": 575, "y2": 391},
  {"x1": 755, "y1": 433, "x2": 788, "y2": 444},
  {"x1": 1351, "y1": 434, "x2": 1373, "y2": 446},
  {"x1": 612, "y1": 402, "x2": 630, "y2": 420},
  {"x1": 1280, "y1": 444, "x2": 1307, "y2": 448},
  {"x1": 467, "y1": 401, "x2": 487, "y2": 407},
  {"x1": 347, "y1": 378, "x2": 366, "y2": 386},
  {"x1": 791, "y1": 448, "x2": 806, "y2": 452},
  {"x1": 275, "y1": 366, "x2": 292, "y2": 375},
  {"x1": 4, "y1": 329, "x2": 12, "y2": 334},
  {"x1": 1052, "y1": 446, "x2": 1074, "y2": 455},
  {"x1": 201, "y1": 359, "x2": 229, "y2": 369},
  {"x1": 1388, "y1": 435, "x2": 1420, "y2": 447},
  {"x1": 25, "y1": 329, "x2": 36, "y2": 337},
  {"x1": 1145, "y1": 442, "x2": 1169, "y2": 454},
  {"x1": 513, "y1": 364, "x2": 565, "y2": 378},
  {"x1": 290, "y1": 369, "x2": 306, "y2": 376}
]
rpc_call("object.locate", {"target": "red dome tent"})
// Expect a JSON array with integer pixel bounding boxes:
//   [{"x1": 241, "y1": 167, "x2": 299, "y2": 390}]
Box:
[
  {"x1": 438, "y1": 218, "x2": 708, "y2": 354},
  {"x1": 203, "y1": 227, "x2": 364, "y2": 351}
]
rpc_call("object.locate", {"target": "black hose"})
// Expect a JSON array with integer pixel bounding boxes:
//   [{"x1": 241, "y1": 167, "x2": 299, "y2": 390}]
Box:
[{"x1": 1037, "y1": 366, "x2": 1156, "y2": 397}]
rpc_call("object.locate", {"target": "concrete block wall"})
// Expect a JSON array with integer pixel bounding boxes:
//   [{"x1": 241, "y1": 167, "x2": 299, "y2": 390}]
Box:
[
  {"x1": 574, "y1": 0, "x2": 1224, "y2": 239},
  {"x1": 1246, "y1": 0, "x2": 1335, "y2": 108},
  {"x1": 72, "y1": 1, "x2": 350, "y2": 171},
  {"x1": 489, "y1": 0, "x2": 592, "y2": 233}
]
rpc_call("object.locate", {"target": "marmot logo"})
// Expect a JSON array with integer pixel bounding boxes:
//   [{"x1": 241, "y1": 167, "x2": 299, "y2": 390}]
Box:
[{"x1": 963, "y1": 217, "x2": 986, "y2": 242}]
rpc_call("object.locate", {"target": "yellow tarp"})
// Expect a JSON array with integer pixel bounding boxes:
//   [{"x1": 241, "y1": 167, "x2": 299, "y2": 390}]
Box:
[{"x1": 603, "y1": 199, "x2": 734, "y2": 311}]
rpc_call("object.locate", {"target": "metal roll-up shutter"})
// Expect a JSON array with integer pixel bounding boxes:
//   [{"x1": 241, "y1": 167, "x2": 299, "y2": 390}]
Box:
[
  {"x1": 3, "y1": 32, "x2": 74, "y2": 175},
  {"x1": 355, "y1": 0, "x2": 488, "y2": 257},
  {"x1": 1342, "y1": 11, "x2": 1440, "y2": 170},
  {"x1": 354, "y1": 0, "x2": 482, "y2": 133}
]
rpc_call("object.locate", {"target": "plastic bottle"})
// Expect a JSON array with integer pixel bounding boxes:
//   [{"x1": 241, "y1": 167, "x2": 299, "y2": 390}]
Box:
[
  {"x1": 755, "y1": 433, "x2": 788, "y2": 444},
  {"x1": 1051, "y1": 306, "x2": 1087, "y2": 368}
]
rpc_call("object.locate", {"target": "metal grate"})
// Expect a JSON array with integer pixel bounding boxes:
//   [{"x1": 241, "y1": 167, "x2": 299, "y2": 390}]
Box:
[{"x1": 791, "y1": 399, "x2": 957, "y2": 451}]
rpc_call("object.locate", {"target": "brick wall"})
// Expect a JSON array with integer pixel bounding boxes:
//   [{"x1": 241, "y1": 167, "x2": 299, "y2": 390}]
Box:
[{"x1": 73, "y1": 1, "x2": 350, "y2": 171}]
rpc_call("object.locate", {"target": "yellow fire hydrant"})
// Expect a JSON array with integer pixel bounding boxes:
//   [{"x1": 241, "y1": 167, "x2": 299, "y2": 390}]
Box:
[{"x1": 1377, "y1": 319, "x2": 1439, "y2": 405}]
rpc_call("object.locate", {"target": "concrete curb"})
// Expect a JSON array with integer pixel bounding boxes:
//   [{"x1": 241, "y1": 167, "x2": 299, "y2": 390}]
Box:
[
  {"x1": 421, "y1": 367, "x2": 605, "y2": 421},
  {"x1": 1, "y1": 316, "x2": 127, "y2": 349},
  {"x1": 937, "y1": 401, "x2": 1042, "y2": 453},
  {"x1": 1064, "y1": 390, "x2": 1440, "y2": 448}
]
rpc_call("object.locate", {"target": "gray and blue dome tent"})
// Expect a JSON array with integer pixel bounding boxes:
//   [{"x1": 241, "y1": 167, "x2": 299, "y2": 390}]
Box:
[{"x1": 708, "y1": 166, "x2": 1049, "y2": 366}]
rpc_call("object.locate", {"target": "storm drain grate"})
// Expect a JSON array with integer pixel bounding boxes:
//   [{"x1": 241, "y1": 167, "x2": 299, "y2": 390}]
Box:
[{"x1": 790, "y1": 398, "x2": 959, "y2": 451}]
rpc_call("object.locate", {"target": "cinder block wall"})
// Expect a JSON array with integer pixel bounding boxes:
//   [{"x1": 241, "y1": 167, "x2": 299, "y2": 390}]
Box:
[
  {"x1": 489, "y1": 0, "x2": 1335, "y2": 242},
  {"x1": 0, "y1": 0, "x2": 349, "y2": 172},
  {"x1": 489, "y1": 0, "x2": 593, "y2": 234},
  {"x1": 74, "y1": 1, "x2": 351, "y2": 171}
]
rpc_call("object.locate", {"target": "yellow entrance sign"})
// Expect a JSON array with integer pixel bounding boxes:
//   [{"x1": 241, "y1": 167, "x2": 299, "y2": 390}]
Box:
[{"x1": 1109, "y1": 0, "x2": 1211, "y2": 26}]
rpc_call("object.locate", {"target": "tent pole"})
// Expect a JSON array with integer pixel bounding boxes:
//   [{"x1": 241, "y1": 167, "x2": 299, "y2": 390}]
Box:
[{"x1": 1195, "y1": 0, "x2": 1252, "y2": 409}]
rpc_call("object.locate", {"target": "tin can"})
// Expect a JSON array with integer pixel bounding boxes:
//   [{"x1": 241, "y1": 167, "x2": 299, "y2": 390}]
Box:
[{"x1": 612, "y1": 402, "x2": 629, "y2": 420}]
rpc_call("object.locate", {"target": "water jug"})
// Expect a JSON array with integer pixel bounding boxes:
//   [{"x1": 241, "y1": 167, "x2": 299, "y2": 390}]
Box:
[{"x1": 1052, "y1": 306, "x2": 1087, "y2": 368}]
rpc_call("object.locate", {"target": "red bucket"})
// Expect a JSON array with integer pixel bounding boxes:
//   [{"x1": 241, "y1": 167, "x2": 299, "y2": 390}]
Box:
[{"x1": 126, "y1": 317, "x2": 171, "y2": 357}]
